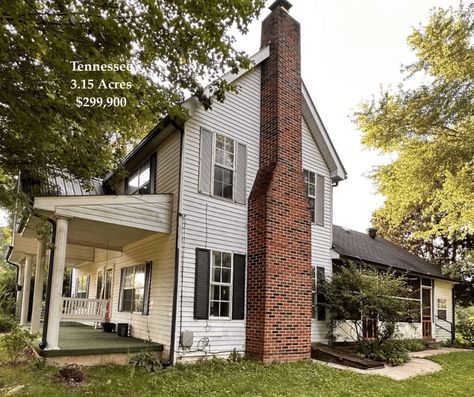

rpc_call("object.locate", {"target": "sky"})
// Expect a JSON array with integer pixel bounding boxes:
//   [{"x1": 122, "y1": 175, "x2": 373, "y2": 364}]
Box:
[
  {"x1": 0, "y1": 0, "x2": 460, "y2": 231},
  {"x1": 231, "y1": 0, "x2": 460, "y2": 232}
]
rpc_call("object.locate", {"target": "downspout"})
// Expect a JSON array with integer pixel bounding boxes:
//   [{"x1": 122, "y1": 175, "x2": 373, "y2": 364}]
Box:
[
  {"x1": 451, "y1": 287, "x2": 456, "y2": 346},
  {"x1": 5, "y1": 246, "x2": 19, "y2": 284},
  {"x1": 168, "y1": 123, "x2": 184, "y2": 365},
  {"x1": 39, "y1": 218, "x2": 56, "y2": 350}
]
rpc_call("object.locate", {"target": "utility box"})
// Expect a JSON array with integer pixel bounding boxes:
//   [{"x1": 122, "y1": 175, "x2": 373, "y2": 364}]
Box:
[{"x1": 180, "y1": 330, "x2": 193, "y2": 348}]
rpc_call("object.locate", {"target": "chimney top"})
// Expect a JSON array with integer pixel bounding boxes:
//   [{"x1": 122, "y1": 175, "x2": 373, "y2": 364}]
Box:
[
  {"x1": 269, "y1": 0, "x2": 292, "y2": 12},
  {"x1": 367, "y1": 228, "x2": 377, "y2": 239}
]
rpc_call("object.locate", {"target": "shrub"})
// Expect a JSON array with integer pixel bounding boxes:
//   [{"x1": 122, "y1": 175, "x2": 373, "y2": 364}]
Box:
[
  {"x1": 0, "y1": 313, "x2": 16, "y2": 333},
  {"x1": 0, "y1": 325, "x2": 37, "y2": 363},
  {"x1": 398, "y1": 339, "x2": 427, "y2": 352},
  {"x1": 129, "y1": 350, "x2": 162, "y2": 372},
  {"x1": 357, "y1": 339, "x2": 410, "y2": 366}
]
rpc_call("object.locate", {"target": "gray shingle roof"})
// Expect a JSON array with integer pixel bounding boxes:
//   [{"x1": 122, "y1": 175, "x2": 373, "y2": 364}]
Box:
[{"x1": 332, "y1": 225, "x2": 449, "y2": 280}]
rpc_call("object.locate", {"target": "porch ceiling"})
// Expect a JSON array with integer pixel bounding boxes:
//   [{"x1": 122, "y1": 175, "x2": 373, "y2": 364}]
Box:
[{"x1": 14, "y1": 194, "x2": 173, "y2": 259}]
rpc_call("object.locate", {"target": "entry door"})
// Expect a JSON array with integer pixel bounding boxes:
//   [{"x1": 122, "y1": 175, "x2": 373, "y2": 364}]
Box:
[{"x1": 422, "y1": 287, "x2": 432, "y2": 339}]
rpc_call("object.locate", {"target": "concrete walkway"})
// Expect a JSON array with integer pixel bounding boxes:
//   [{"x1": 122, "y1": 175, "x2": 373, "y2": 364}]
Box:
[{"x1": 314, "y1": 347, "x2": 473, "y2": 381}]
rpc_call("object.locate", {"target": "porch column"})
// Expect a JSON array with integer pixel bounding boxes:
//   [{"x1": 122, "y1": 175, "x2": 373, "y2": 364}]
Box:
[
  {"x1": 20, "y1": 255, "x2": 33, "y2": 326},
  {"x1": 31, "y1": 238, "x2": 47, "y2": 333},
  {"x1": 46, "y1": 216, "x2": 69, "y2": 350},
  {"x1": 15, "y1": 263, "x2": 24, "y2": 318}
]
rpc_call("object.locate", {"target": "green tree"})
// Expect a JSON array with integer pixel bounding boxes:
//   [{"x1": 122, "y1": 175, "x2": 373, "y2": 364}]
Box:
[
  {"x1": 355, "y1": 4, "x2": 474, "y2": 304},
  {"x1": 0, "y1": 0, "x2": 264, "y2": 209},
  {"x1": 324, "y1": 263, "x2": 408, "y2": 345},
  {"x1": 0, "y1": 226, "x2": 16, "y2": 315}
]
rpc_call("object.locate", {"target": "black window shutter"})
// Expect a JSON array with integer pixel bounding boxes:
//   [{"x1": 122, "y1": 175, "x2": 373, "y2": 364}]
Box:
[
  {"x1": 194, "y1": 248, "x2": 210, "y2": 319},
  {"x1": 142, "y1": 261, "x2": 152, "y2": 315},
  {"x1": 149, "y1": 153, "x2": 157, "y2": 193},
  {"x1": 316, "y1": 266, "x2": 326, "y2": 321},
  {"x1": 232, "y1": 254, "x2": 246, "y2": 320},
  {"x1": 118, "y1": 268, "x2": 126, "y2": 312}
]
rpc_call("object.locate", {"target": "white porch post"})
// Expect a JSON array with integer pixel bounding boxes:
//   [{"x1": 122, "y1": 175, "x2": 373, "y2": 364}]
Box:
[
  {"x1": 46, "y1": 216, "x2": 69, "y2": 350},
  {"x1": 31, "y1": 238, "x2": 47, "y2": 333},
  {"x1": 20, "y1": 255, "x2": 33, "y2": 326},
  {"x1": 15, "y1": 263, "x2": 25, "y2": 318}
]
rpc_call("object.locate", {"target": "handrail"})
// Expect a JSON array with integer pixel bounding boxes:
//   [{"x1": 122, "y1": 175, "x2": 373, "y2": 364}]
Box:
[{"x1": 434, "y1": 314, "x2": 453, "y2": 336}]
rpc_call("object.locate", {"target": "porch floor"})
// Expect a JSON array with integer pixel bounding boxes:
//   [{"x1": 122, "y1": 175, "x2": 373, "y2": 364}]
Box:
[{"x1": 35, "y1": 323, "x2": 164, "y2": 358}]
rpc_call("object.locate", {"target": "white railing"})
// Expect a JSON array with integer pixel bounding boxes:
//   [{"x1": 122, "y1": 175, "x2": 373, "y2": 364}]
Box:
[{"x1": 61, "y1": 298, "x2": 109, "y2": 321}]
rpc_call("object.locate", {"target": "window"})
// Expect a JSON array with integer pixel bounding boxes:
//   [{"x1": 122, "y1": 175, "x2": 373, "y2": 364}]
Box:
[
  {"x1": 209, "y1": 251, "x2": 232, "y2": 318},
  {"x1": 213, "y1": 134, "x2": 235, "y2": 200},
  {"x1": 304, "y1": 170, "x2": 316, "y2": 223},
  {"x1": 76, "y1": 275, "x2": 89, "y2": 298},
  {"x1": 127, "y1": 160, "x2": 151, "y2": 194},
  {"x1": 97, "y1": 268, "x2": 113, "y2": 299},
  {"x1": 437, "y1": 298, "x2": 447, "y2": 321},
  {"x1": 119, "y1": 264, "x2": 146, "y2": 313},
  {"x1": 311, "y1": 266, "x2": 326, "y2": 321}
]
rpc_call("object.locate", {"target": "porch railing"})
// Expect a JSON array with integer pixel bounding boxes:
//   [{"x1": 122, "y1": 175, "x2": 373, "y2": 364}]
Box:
[{"x1": 61, "y1": 298, "x2": 109, "y2": 321}]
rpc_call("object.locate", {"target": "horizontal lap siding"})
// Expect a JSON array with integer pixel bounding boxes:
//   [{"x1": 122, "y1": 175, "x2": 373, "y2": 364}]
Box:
[
  {"x1": 176, "y1": 67, "x2": 261, "y2": 359},
  {"x1": 302, "y1": 118, "x2": 333, "y2": 343},
  {"x1": 434, "y1": 279, "x2": 454, "y2": 341},
  {"x1": 71, "y1": 132, "x2": 180, "y2": 357}
]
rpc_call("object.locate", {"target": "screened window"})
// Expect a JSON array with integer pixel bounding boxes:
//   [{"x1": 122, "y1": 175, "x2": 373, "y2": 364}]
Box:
[
  {"x1": 303, "y1": 169, "x2": 316, "y2": 223},
  {"x1": 437, "y1": 298, "x2": 447, "y2": 321},
  {"x1": 119, "y1": 264, "x2": 146, "y2": 312},
  {"x1": 127, "y1": 160, "x2": 151, "y2": 194},
  {"x1": 311, "y1": 266, "x2": 326, "y2": 321},
  {"x1": 209, "y1": 251, "x2": 232, "y2": 318},
  {"x1": 213, "y1": 134, "x2": 234, "y2": 200}
]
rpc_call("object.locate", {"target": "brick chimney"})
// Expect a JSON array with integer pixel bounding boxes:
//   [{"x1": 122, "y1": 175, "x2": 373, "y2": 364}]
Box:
[{"x1": 246, "y1": 0, "x2": 312, "y2": 362}]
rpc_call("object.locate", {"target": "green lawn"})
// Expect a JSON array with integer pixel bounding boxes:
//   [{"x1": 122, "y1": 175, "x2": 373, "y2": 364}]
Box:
[{"x1": 0, "y1": 352, "x2": 473, "y2": 397}]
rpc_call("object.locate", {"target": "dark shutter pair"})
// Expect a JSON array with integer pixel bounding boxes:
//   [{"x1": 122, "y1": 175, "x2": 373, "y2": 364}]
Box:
[
  {"x1": 117, "y1": 262, "x2": 152, "y2": 315},
  {"x1": 199, "y1": 127, "x2": 247, "y2": 204},
  {"x1": 194, "y1": 248, "x2": 246, "y2": 320}
]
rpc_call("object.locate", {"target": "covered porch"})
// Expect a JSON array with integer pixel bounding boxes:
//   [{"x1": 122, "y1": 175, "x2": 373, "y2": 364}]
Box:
[{"x1": 10, "y1": 193, "x2": 172, "y2": 354}]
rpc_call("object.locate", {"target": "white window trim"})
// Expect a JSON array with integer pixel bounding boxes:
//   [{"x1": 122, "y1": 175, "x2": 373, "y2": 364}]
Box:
[
  {"x1": 211, "y1": 132, "x2": 236, "y2": 202},
  {"x1": 208, "y1": 249, "x2": 234, "y2": 320}
]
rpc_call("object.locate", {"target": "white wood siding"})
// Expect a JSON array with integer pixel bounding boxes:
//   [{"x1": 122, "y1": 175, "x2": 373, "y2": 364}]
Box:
[
  {"x1": 72, "y1": 131, "x2": 180, "y2": 357},
  {"x1": 302, "y1": 117, "x2": 333, "y2": 343},
  {"x1": 175, "y1": 67, "x2": 261, "y2": 359},
  {"x1": 434, "y1": 279, "x2": 453, "y2": 341}
]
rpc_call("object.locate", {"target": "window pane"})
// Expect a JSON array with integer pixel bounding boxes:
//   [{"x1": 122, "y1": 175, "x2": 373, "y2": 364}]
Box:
[
  {"x1": 133, "y1": 288, "x2": 144, "y2": 312},
  {"x1": 223, "y1": 168, "x2": 233, "y2": 184},
  {"x1": 213, "y1": 251, "x2": 221, "y2": 266},
  {"x1": 128, "y1": 171, "x2": 139, "y2": 193},
  {"x1": 96, "y1": 270, "x2": 104, "y2": 299},
  {"x1": 134, "y1": 265, "x2": 145, "y2": 289},
  {"x1": 122, "y1": 289, "x2": 133, "y2": 312},
  {"x1": 139, "y1": 164, "x2": 150, "y2": 186},
  {"x1": 224, "y1": 137, "x2": 234, "y2": 153},
  {"x1": 216, "y1": 134, "x2": 225, "y2": 150},
  {"x1": 211, "y1": 285, "x2": 220, "y2": 301},
  {"x1": 212, "y1": 267, "x2": 221, "y2": 283},
  {"x1": 210, "y1": 301, "x2": 220, "y2": 317},
  {"x1": 105, "y1": 269, "x2": 113, "y2": 299},
  {"x1": 139, "y1": 183, "x2": 150, "y2": 194},
  {"x1": 438, "y1": 309, "x2": 447, "y2": 321},
  {"x1": 309, "y1": 198, "x2": 315, "y2": 223},
  {"x1": 222, "y1": 252, "x2": 232, "y2": 268},
  {"x1": 309, "y1": 172, "x2": 315, "y2": 184},
  {"x1": 220, "y1": 301, "x2": 229, "y2": 317},
  {"x1": 215, "y1": 148, "x2": 225, "y2": 165},
  {"x1": 222, "y1": 183, "x2": 233, "y2": 199},
  {"x1": 221, "y1": 286, "x2": 230, "y2": 301},
  {"x1": 224, "y1": 152, "x2": 234, "y2": 168},
  {"x1": 222, "y1": 268, "x2": 231, "y2": 283}
]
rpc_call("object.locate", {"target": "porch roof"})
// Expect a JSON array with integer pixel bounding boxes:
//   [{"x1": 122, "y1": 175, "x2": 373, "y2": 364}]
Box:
[{"x1": 12, "y1": 194, "x2": 173, "y2": 260}]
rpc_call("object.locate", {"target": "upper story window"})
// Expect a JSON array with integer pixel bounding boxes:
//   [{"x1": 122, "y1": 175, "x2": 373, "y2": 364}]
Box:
[
  {"x1": 303, "y1": 169, "x2": 325, "y2": 226},
  {"x1": 198, "y1": 127, "x2": 247, "y2": 205},
  {"x1": 214, "y1": 134, "x2": 235, "y2": 200},
  {"x1": 127, "y1": 160, "x2": 151, "y2": 194}
]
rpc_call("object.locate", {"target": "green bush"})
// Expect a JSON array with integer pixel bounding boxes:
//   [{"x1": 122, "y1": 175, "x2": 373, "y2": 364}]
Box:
[
  {"x1": 0, "y1": 325, "x2": 37, "y2": 363},
  {"x1": 0, "y1": 313, "x2": 16, "y2": 333},
  {"x1": 398, "y1": 339, "x2": 427, "y2": 352},
  {"x1": 129, "y1": 350, "x2": 162, "y2": 372},
  {"x1": 357, "y1": 339, "x2": 410, "y2": 366}
]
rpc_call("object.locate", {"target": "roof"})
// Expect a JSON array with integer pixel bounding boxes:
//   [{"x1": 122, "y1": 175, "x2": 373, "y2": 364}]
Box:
[
  {"x1": 104, "y1": 45, "x2": 347, "y2": 184},
  {"x1": 332, "y1": 225, "x2": 451, "y2": 280}
]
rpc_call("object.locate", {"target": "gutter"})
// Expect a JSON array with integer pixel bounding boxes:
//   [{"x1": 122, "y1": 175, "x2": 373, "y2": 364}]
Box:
[
  {"x1": 5, "y1": 245, "x2": 20, "y2": 285},
  {"x1": 39, "y1": 218, "x2": 56, "y2": 350},
  {"x1": 168, "y1": 123, "x2": 185, "y2": 365}
]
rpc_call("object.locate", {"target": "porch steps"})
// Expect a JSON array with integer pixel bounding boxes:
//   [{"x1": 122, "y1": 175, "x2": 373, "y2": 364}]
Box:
[{"x1": 311, "y1": 343, "x2": 384, "y2": 370}]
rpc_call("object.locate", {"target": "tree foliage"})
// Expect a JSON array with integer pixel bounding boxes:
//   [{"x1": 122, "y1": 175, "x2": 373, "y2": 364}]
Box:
[
  {"x1": 324, "y1": 263, "x2": 409, "y2": 345},
  {"x1": 355, "y1": 3, "x2": 474, "y2": 304},
  {"x1": 0, "y1": 0, "x2": 264, "y2": 209}
]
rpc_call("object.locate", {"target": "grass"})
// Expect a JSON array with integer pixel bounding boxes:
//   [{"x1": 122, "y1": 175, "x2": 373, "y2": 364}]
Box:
[{"x1": 0, "y1": 351, "x2": 473, "y2": 397}]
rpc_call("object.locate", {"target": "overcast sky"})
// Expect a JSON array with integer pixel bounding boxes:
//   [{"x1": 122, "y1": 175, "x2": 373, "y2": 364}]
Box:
[{"x1": 0, "y1": 0, "x2": 460, "y2": 231}]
